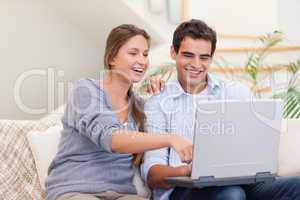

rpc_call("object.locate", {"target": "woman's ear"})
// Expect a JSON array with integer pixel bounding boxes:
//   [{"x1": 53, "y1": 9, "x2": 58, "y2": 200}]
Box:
[
  {"x1": 108, "y1": 58, "x2": 115, "y2": 67},
  {"x1": 170, "y1": 46, "x2": 177, "y2": 60}
]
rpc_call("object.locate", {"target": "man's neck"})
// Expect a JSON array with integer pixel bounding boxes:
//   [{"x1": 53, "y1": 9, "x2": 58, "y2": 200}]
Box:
[{"x1": 178, "y1": 77, "x2": 208, "y2": 94}]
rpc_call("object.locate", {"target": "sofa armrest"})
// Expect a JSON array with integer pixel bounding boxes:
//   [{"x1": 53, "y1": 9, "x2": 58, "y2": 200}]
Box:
[{"x1": 0, "y1": 119, "x2": 57, "y2": 200}]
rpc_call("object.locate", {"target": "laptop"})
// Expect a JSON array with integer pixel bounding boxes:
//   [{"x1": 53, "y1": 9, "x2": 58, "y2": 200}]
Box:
[{"x1": 165, "y1": 99, "x2": 283, "y2": 188}]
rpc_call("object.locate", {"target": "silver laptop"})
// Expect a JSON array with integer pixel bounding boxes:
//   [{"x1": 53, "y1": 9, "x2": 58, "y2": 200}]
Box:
[{"x1": 165, "y1": 99, "x2": 283, "y2": 188}]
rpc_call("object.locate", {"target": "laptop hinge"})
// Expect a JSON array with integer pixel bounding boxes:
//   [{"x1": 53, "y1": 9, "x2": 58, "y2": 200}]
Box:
[
  {"x1": 197, "y1": 176, "x2": 216, "y2": 186},
  {"x1": 255, "y1": 172, "x2": 275, "y2": 183}
]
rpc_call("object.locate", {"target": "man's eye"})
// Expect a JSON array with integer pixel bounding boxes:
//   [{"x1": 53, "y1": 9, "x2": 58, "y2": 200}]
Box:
[
  {"x1": 200, "y1": 56, "x2": 210, "y2": 60},
  {"x1": 183, "y1": 54, "x2": 193, "y2": 58}
]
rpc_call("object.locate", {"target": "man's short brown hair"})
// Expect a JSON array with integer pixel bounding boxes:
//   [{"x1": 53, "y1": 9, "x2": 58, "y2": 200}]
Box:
[{"x1": 172, "y1": 19, "x2": 217, "y2": 55}]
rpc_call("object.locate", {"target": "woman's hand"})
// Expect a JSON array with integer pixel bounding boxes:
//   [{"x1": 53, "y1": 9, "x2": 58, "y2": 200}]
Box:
[
  {"x1": 146, "y1": 76, "x2": 165, "y2": 94},
  {"x1": 169, "y1": 135, "x2": 193, "y2": 164}
]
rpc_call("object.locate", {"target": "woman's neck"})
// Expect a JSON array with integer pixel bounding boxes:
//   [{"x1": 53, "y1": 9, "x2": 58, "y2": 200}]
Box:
[{"x1": 102, "y1": 74, "x2": 131, "y2": 100}]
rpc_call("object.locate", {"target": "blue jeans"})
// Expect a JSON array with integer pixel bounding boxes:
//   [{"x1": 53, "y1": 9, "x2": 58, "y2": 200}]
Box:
[{"x1": 170, "y1": 177, "x2": 300, "y2": 200}]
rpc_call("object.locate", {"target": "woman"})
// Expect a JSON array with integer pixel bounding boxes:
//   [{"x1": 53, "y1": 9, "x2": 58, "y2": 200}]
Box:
[{"x1": 45, "y1": 24, "x2": 193, "y2": 200}]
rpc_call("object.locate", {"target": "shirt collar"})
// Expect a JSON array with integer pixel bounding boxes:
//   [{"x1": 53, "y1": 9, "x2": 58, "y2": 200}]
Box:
[{"x1": 168, "y1": 73, "x2": 220, "y2": 99}]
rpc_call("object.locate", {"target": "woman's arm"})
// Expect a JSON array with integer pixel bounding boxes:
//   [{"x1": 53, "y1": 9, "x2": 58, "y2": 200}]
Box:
[{"x1": 111, "y1": 130, "x2": 193, "y2": 164}]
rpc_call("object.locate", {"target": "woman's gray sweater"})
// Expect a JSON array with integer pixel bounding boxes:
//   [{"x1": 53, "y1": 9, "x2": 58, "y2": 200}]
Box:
[{"x1": 45, "y1": 78, "x2": 138, "y2": 200}]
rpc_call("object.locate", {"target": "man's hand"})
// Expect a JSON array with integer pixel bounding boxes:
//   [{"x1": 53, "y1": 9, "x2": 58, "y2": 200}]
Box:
[
  {"x1": 178, "y1": 163, "x2": 192, "y2": 176},
  {"x1": 148, "y1": 163, "x2": 192, "y2": 189},
  {"x1": 147, "y1": 135, "x2": 192, "y2": 189},
  {"x1": 145, "y1": 76, "x2": 165, "y2": 94}
]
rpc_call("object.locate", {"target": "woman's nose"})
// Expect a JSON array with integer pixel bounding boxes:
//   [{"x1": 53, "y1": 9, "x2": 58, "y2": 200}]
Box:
[{"x1": 138, "y1": 54, "x2": 148, "y2": 65}]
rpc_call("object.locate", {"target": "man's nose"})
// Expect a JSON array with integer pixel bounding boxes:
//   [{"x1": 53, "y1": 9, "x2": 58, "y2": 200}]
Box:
[{"x1": 191, "y1": 57, "x2": 202, "y2": 68}]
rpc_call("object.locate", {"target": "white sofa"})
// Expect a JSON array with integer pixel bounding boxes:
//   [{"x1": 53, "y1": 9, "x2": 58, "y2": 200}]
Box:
[
  {"x1": 0, "y1": 108, "x2": 151, "y2": 200},
  {"x1": 0, "y1": 116, "x2": 59, "y2": 200},
  {"x1": 0, "y1": 109, "x2": 300, "y2": 200}
]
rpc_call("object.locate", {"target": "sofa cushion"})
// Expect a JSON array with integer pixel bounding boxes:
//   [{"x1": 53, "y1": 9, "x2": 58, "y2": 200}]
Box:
[
  {"x1": 26, "y1": 124, "x2": 63, "y2": 190},
  {"x1": 0, "y1": 120, "x2": 57, "y2": 200},
  {"x1": 26, "y1": 122, "x2": 151, "y2": 198},
  {"x1": 278, "y1": 119, "x2": 300, "y2": 176}
]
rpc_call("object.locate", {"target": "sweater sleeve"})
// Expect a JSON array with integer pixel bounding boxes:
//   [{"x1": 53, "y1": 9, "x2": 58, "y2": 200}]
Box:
[{"x1": 62, "y1": 79, "x2": 123, "y2": 152}]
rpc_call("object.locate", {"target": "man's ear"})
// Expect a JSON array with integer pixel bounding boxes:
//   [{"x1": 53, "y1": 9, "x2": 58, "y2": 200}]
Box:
[
  {"x1": 208, "y1": 53, "x2": 214, "y2": 65},
  {"x1": 170, "y1": 46, "x2": 177, "y2": 60}
]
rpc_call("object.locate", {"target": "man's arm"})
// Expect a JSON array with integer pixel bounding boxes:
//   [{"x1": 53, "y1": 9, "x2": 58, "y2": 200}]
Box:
[
  {"x1": 147, "y1": 164, "x2": 191, "y2": 189},
  {"x1": 141, "y1": 94, "x2": 191, "y2": 189}
]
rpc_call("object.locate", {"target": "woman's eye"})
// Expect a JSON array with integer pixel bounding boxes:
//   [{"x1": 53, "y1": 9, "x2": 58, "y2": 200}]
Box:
[
  {"x1": 129, "y1": 52, "x2": 137, "y2": 56},
  {"x1": 143, "y1": 53, "x2": 148, "y2": 57}
]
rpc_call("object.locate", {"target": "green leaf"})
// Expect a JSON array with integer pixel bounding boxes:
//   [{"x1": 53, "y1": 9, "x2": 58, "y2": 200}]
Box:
[
  {"x1": 287, "y1": 60, "x2": 300, "y2": 74},
  {"x1": 283, "y1": 89, "x2": 300, "y2": 118}
]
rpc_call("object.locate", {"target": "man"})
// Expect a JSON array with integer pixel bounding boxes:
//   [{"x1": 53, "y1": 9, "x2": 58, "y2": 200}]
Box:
[{"x1": 141, "y1": 19, "x2": 300, "y2": 200}]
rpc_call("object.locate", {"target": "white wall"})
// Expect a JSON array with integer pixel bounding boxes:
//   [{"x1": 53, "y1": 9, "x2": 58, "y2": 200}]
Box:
[
  {"x1": 189, "y1": 0, "x2": 279, "y2": 36},
  {"x1": 124, "y1": 0, "x2": 177, "y2": 43},
  {"x1": 188, "y1": 0, "x2": 300, "y2": 49},
  {"x1": 47, "y1": 0, "x2": 164, "y2": 48},
  {"x1": 278, "y1": 0, "x2": 300, "y2": 44},
  {"x1": 0, "y1": 0, "x2": 101, "y2": 119},
  {"x1": 186, "y1": 0, "x2": 300, "y2": 63},
  {"x1": 1, "y1": 0, "x2": 299, "y2": 119},
  {"x1": 143, "y1": 0, "x2": 282, "y2": 68},
  {"x1": 0, "y1": 0, "x2": 166, "y2": 120}
]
